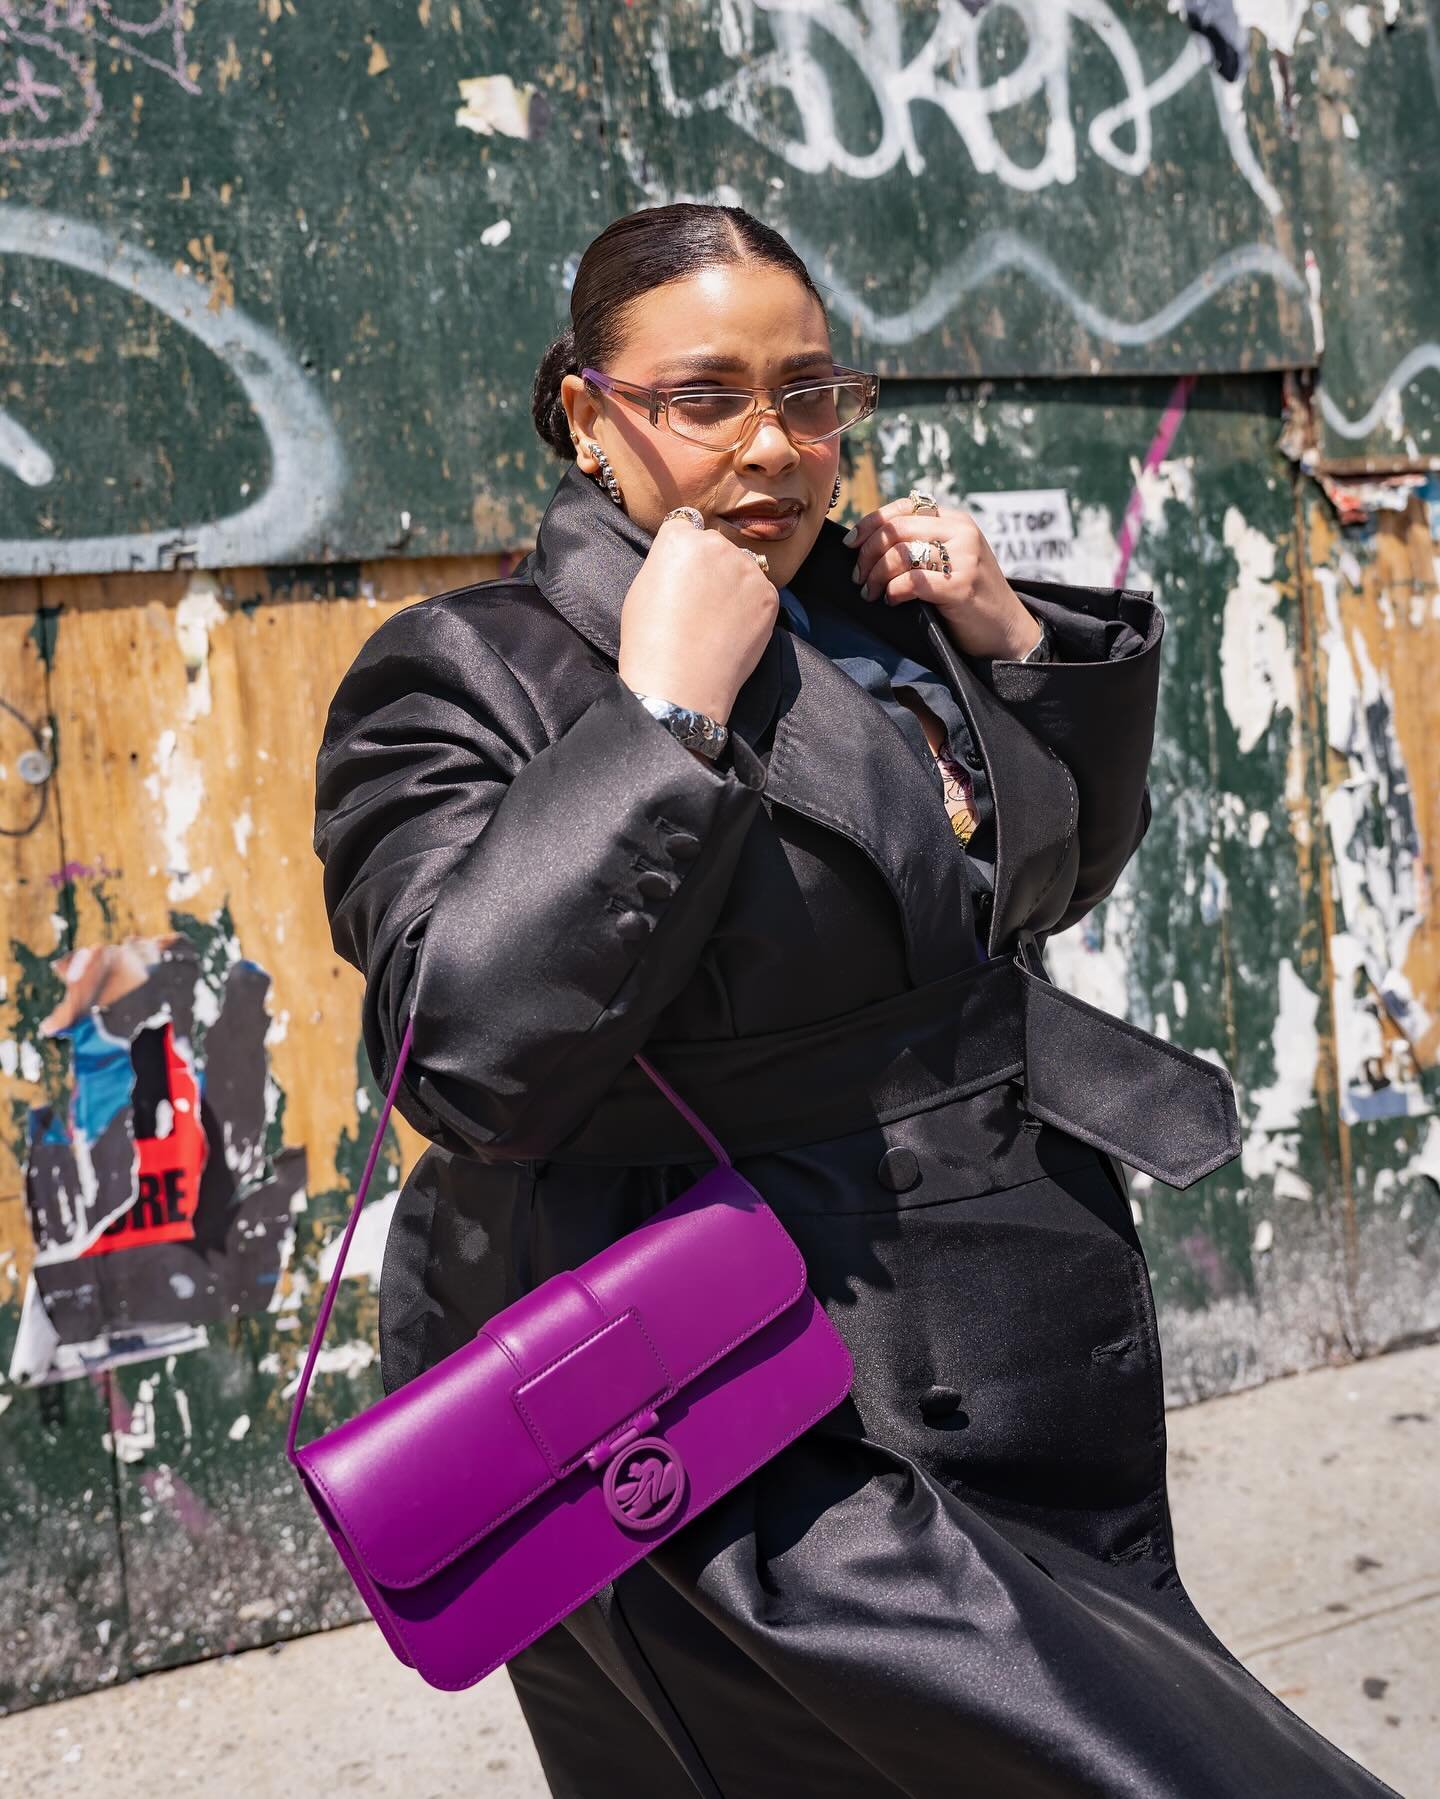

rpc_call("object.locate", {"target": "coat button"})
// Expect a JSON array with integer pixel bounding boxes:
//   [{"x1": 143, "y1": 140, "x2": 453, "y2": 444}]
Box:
[
  {"x1": 918, "y1": 1384, "x2": 967, "y2": 1424},
  {"x1": 636, "y1": 870, "x2": 674, "y2": 900},
  {"x1": 665, "y1": 831, "x2": 701, "y2": 862},
  {"x1": 876, "y1": 1146, "x2": 920, "y2": 1192},
  {"x1": 615, "y1": 910, "x2": 651, "y2": 942}
]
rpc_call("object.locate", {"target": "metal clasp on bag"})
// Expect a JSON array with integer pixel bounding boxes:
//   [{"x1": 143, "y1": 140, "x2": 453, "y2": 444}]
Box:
[{"x1": 586, "y1": 1412, "x2": 688, "y2": 1532}]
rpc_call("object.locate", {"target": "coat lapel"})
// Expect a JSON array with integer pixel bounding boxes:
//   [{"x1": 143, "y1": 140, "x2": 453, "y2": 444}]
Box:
[
  {"x1": 531, "y1": 464, "x2": 784, "y2": 765},
  {"x1": 788, "y1": 521, "x2": 1078, "y2": 957},
  {"x1": 530, "y1": 466, "x2": 1073, "y2": 969}
]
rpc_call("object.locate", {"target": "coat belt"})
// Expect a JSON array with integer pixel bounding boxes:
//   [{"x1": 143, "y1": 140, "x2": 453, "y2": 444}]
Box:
[{"x1": 550, "y1": 953, "x2": 1240, "y2": 1191}]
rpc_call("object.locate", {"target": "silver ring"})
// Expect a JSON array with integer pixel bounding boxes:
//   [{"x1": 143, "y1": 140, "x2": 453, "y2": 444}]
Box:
[
  {"x1": 906, "y1": 540, "x2": 938, "y2": 569},
  {"x1": 664, "y1": 506, "x2": 705, "y2": 530},
  {"x1": 907, "y1": 489, "x2": 938, "y2": 515}
]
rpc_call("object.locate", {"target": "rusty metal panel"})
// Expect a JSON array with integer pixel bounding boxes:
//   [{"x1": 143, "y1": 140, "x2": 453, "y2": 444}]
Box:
[
  {"x1": 1292, "y1": 5, "x2": 1440, "y2": 469},
  {"x1": 596, "y1": 1, "x2": 1313, "y2": 381},
  {"x1": 0, "y1": 1, "x2": 1332, "y2": 576},
  {"x1": 0, "y1": 3, "x2": 607, "y2": 574}
]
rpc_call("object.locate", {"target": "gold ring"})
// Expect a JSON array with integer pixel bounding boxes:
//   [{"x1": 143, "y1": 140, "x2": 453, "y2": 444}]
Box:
[
  {"x1": 907, "y1": 489, "x2": 938, "y2": 515},
  {"x1": 664, "y1": 506, "x2": 705, "y2": 530},
  {"x1": 741, "y1": 549, "x2": 770, "y2": 575},
  {"x1": 905, "y1": 539, "x2": 951, "y2": 576}
]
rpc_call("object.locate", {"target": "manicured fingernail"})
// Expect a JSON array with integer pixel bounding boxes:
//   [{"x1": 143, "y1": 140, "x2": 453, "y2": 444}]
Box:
[
  {"x1": 850, "y1": 565, "x2": 862, "y2": 583},
  {"x1": 842, "y1": 526, "x2": 858, "y2": 546},
  {"x1": 860, "y1": 583, "x2": 871, "y2": 600}
]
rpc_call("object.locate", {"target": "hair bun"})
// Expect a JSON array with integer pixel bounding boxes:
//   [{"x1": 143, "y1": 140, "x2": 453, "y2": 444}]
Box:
[{"x1": 530, "y1": 327, "x2": 582, "y2": 462}]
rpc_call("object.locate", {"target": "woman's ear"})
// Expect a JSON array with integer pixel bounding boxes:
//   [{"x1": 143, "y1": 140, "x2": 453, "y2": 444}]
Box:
[{"x1": 560, "y1": 372, "x2": 601, "y2": 457}]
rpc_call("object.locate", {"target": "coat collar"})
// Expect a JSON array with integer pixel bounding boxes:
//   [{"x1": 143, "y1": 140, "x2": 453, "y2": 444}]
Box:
[{"x1": 530, "y1": 463, "x2": 1072, "y2": 961}]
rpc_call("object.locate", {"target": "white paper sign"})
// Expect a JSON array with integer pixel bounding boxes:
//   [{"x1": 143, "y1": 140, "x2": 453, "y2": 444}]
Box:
[{"x1": 963, "y1": 489, "x2": 1076, "y2": 579}]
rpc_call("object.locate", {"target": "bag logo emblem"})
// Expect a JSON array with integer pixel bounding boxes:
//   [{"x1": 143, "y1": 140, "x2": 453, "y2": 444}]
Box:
[{"x1": 603, "y1": 1436, "x2": 686, "y2": 1530}]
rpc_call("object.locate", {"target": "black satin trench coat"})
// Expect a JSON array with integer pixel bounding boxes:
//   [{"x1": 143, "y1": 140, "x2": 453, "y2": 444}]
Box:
[{"x1": 314, "y1": 464, "x2": 1395, "y2": 1799}]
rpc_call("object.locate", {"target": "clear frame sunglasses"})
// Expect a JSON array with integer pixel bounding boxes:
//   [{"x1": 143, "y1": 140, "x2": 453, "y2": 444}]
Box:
[{"x1": 580, "y1": 365, "x2": 879, "y2": 452}]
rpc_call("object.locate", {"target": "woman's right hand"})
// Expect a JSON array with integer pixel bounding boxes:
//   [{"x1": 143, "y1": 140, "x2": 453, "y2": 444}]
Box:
[{"x1": 617, "y1": 517, "x2": 779, "y2": 724}]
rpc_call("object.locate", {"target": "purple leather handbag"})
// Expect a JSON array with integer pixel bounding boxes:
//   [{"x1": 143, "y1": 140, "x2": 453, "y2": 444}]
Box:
[{"x1": 287, "y1": 1015, "x2": 854, "y2": 1691}]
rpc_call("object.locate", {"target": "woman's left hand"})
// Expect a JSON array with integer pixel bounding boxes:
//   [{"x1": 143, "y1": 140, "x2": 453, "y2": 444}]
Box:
[{"x1": 845, "y1": 498, "x2": 1044, "y2": 661}]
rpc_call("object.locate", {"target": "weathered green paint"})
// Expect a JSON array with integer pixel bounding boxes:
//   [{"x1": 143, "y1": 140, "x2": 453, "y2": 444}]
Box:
[
  {"x1": 596, "y1": 3, "x2": 1312, "y2": 381},
  {"x1": 0, "y1": 1365, "x2": 127, "y2": 1712},
  {"x1": 1296, "y1": 8, "x2": 1440, "y2": 466},
  {"x1": 0, "y1": 0, "x2": 1370, "y2": 574}
]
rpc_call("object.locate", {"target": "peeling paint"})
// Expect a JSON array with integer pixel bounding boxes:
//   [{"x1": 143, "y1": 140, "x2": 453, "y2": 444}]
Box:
[
  {"x1": 455, "y1": 73, "x2": 539, "y2": 139},
  {"x1": 278, "y1": 1339, "x2": 375, "y2": 1399},
  {"x1": 1314, "y1": 562, "x2": 1433, "y2": 1101},
  {"x1": 174, "y1": 577, "x2": 228, "y2": 721},
  {"x1": 1232, "y1": 0, "x2": 1313, "y2": 56},
  {"x1": 1240, "y1": 958, "x2": 1320, "y2": 1189},
  {"x1": 317, "y1": 1191, "x2": 397, "y2": 1288},
  {"x1": 1219, "y1": 505, "x2": 1297, "y2": 753},
  {"x1": 143, "y1": 731, "x2": 209, "y2": 907}
]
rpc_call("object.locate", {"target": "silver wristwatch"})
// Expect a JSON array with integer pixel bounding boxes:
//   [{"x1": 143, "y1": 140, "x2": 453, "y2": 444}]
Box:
[
  {"x1": 1018, "y1": 616, "x2": 1053, "y2": 664},
  {"x1": 631, "y1": 692, "x2": 730, "y2": 760}
]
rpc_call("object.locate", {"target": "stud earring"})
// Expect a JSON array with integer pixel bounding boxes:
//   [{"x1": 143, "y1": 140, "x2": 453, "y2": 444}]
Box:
[
  {"x1": 586, "y1": 440, "x2": 625, "y2": 508},
  {"x1": 829, "y1": 473, "x2": 843, "y2": 511}
]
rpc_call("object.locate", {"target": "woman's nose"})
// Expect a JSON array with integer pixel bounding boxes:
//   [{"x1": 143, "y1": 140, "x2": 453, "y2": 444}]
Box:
[{"x1": 737, "y1": 412, "x2": 799, "y2": 472}]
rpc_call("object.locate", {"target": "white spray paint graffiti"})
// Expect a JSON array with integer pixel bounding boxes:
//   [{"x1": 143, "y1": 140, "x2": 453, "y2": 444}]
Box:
[
  {"x1": 790, "y1": 229, "x2": 1307, "y2": 350},
  {"x1": 0, "y1": 206, "x2": 346, "y2": 575},
  {"x1": 0, "y1": 405, "x2": 54, "y2": 485},
  {"x1": 663, "y1": 1, "x2": 1280, "y2": 205},
  {"x1": 640, "y1": 2, "x2": 1433, "y2": 439},
  {"x1": 1317, "y1": 344, "x2": 1440, "y2": 441},
  {"x1": 633, "y1": 0, "x2": 1306, "y2": 351}
]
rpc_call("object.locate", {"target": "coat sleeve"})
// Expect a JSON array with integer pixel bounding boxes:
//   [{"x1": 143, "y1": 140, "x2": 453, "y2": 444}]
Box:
[
  {"x1": 974, "y1": 578, "x2": 1163, "y2": 931},
  {"x1": 313, "y1": 595, "x2": 766, "y2": 1161}
]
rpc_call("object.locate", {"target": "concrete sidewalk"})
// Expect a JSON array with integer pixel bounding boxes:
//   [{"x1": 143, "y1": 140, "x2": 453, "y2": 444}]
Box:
[{"x1": 2, "y1": 1344, "x2": 1436, "y2": 1797}]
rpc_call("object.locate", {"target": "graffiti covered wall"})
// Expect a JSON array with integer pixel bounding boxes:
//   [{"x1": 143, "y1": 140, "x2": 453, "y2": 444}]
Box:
[
  {"x1": 1, "y1": 0, "x2": 1433, "y2": 577},
  {"x1": 1, "y1": 0, "x2": 1437, "y2": 1711}
]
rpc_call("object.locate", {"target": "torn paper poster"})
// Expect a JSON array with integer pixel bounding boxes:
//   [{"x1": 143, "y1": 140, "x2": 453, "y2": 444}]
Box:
[
  {"x1": 963, "y1": 489, "x2": 1077, "y2": 580},
  {"x1": 10, "y1": 932, "x2": 306, "y2": 1385}
]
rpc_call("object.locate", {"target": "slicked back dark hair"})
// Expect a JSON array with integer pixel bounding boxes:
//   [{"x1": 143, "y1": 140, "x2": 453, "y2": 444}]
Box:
[{"x1": 530, "y1": 203, "x2": 828, "y2": 460}]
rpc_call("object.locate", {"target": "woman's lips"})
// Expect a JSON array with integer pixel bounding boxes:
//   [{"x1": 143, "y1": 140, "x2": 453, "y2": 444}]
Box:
[{"x1": 720, "y1": 509, "x2": 802, "y2": 541}]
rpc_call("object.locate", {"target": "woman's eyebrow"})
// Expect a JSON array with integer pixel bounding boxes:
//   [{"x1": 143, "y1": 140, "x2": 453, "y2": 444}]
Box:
[{"x1": 651, "y1": 351, "x2": 835, "y2": 381}]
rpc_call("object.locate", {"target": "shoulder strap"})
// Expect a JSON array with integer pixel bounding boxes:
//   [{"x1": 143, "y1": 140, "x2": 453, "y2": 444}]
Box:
[{"x1": 286, "y1": 1017, "x2": 730, "y2": 1463}]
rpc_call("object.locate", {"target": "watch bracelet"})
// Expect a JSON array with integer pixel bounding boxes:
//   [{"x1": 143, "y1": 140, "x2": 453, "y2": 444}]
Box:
[{"x1": 630, "y1": 691, "x2": 730, "y2": 759}]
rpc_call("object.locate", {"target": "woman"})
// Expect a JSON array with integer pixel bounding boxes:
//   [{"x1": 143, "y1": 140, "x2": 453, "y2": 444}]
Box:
[{"x1": 314, "y1": 205, "x2": 1394, "y2": 1797}]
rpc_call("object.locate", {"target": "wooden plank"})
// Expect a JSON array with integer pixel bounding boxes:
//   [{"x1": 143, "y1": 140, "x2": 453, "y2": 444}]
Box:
[
  {"x1": 0, "y1": 553, "x2": 500, "y2": 1693},
  {"x1": 1299, "y1": 486, "x2": 1440, "y2": 1357}
]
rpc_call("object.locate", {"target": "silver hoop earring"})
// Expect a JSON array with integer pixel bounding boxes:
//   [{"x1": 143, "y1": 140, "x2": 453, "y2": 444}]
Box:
[
  {"x1": 829, "y1": 473, "x2": 842, "y2": 511},
  {"x1": 586, "y1": 440, "x2": 625, "y2": 509}
]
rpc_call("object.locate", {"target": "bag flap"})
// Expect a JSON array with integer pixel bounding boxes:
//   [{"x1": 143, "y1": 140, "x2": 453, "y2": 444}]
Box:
[{"x1": 297, "y1": 1167, "x2": 806, "y2": 1589}]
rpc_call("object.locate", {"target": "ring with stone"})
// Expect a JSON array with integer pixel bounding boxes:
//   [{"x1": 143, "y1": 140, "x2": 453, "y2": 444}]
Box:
[
  {"x1": 906, "y1": 539, "x2": 938, "y2": 569},
  {"x1": 907, "y1": 489, "x2": 938, "y2": 515},
  {"x1": 664, "y1": 506, "x2": 706, "y2": 530},
  {"x1": 741, "y1": 549, "x2": 770, "y2": 575}
]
